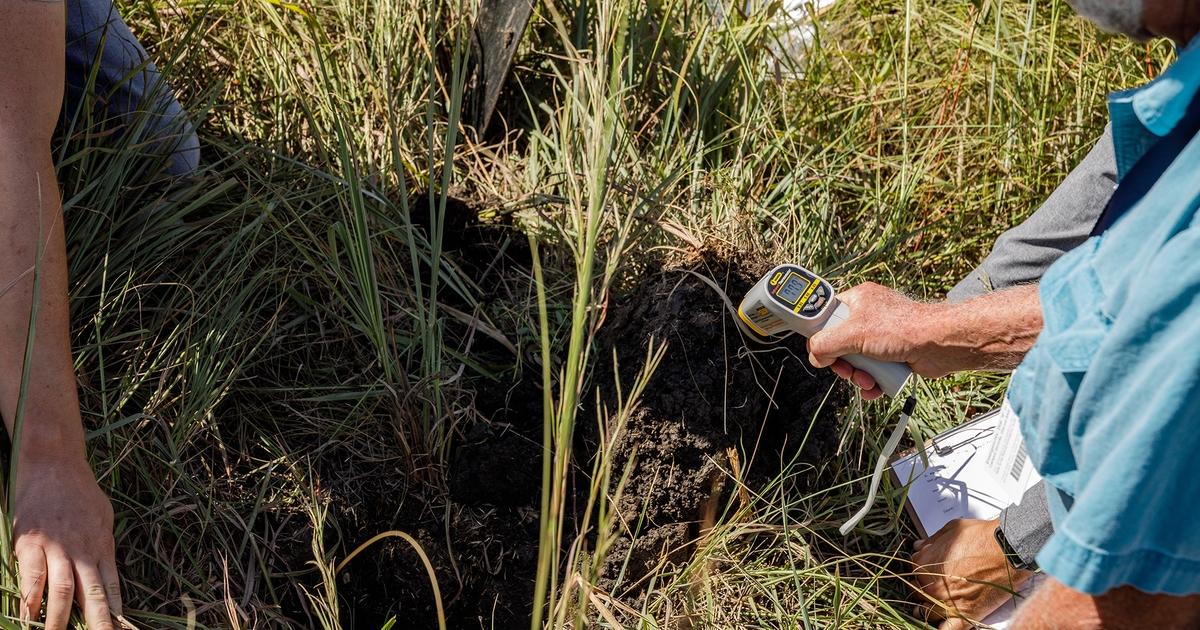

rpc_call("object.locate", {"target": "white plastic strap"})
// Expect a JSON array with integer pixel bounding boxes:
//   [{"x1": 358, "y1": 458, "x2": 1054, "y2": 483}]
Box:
[{"x1": 839, "y1": 401, "x2": 913, "y2": 536}]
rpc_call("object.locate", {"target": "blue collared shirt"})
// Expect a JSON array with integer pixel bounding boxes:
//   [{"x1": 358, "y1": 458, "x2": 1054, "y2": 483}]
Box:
[{"x1": 1008, "y1": 35, "x2": 1200, "y2": 596}]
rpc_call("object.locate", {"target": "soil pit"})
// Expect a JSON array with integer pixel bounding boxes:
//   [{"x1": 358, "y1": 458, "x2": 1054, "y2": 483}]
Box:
[
  {"x1": 585, "y1": 259, "x2": 847, "y2": 591},
  {"x1": 443, "y1": 257, "x2": 848, "y2": 626},
  {"x1": 287, "y1": 253, "x2": 848, "y2": 629}
]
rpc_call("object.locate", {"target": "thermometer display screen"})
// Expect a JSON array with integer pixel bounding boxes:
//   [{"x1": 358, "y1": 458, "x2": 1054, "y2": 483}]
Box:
[{"x1": 777, "y1": 275, "x2": 809, "y2": 304}]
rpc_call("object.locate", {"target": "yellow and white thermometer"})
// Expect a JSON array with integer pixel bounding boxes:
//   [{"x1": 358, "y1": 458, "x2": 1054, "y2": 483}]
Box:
[
  {"x1": 738, "y1": 264, "x2": 913, "y2": 398},
  {"x1": 739, "y1": 264, "x2": 918, "y2": 534}
]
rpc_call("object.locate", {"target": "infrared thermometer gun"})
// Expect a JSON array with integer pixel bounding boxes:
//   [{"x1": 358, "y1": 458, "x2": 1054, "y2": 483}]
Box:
[{"x1": 738, "y1": 264, "x2": 913, "y2": 398}]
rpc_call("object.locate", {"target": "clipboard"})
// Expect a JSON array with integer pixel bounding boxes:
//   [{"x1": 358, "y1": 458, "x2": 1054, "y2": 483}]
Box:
[
  {"x1": 886, "y1": 405, "x2": 1043, "y2": 629},
  {"x1": 887, "y1": 407, "x2": 1017, "y2": 538}
]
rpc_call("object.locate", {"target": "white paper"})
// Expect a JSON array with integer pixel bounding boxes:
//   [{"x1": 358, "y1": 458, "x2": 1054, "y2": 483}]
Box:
[
  {"x1": 983, "y1": 399, "x2": 1038, "y2": 505},
  {"x1": 891, "y1": 411, "x2": 1026, "y2": 535},
  {"x1": 890, "y1": 406, "x2": 1043, "y2": 628}
]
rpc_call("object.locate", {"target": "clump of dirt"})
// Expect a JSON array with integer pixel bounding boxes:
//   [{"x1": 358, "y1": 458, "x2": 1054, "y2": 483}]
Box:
[
  {"x1": 452, "y1": 378, "x2": 544, "y2": 508},
  {"x1": 586, "y1": 258, "x2": 846, "y2": 590}
]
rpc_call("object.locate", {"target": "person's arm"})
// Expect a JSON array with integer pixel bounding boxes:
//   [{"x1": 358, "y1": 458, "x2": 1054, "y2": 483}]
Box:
[
  {"x1": 821, "y1": 125, "x2": 1117, "y2": 399},
  {"x1": 806, "y1": 283, "x2": 1043, "y2": 399},
  {"x1": 0, "y1": 5, "x2": 120, "y2": 630},
  {"x1": 948, "y1": 124, "x2": 1116, "y2": 302},
  {"x1": 1013, "y1": 579, "x2": 1200, "y2": 630}
]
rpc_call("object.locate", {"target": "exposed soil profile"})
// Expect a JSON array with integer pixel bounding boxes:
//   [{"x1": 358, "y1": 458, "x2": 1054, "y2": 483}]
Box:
[
  {"x1": 281, "y1": 247, "x2": 848, "y2": 629},
  {"x1": 586, "y1": 258, "x2": 847, "y2": 593}
]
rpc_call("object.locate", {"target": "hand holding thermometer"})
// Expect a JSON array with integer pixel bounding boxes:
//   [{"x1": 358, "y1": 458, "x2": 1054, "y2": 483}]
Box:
[
  {"x1": 738, "y1": 264, "x2": 913, "y2": 397},
  {"x1": 738, "y1": 264, "x2": 916, "y2": 534}
]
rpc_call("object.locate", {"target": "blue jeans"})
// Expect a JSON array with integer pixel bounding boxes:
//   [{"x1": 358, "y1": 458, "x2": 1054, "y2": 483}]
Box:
[{"x1": 64, "y1": 0, "x2": 199, "y2": 177}]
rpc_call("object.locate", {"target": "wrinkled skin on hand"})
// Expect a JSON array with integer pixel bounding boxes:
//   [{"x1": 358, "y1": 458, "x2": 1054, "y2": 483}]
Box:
[
  {"x1": 807, "y1": 283, "x2": 1042, "y2": 400},
  {"x1": 13, "y1": 458, "x2": 120, "y2": 630},
  {"x1": 807, "y1": 283, "x2": 943, "y2": 400},
  {"x1": 911, "y1": 518, "x2": 1033, "y2": 630}
]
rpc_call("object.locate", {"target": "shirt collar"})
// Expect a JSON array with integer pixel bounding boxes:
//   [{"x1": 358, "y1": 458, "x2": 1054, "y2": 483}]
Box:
[{"x1": 1109, "y1": 33, "x2": 1200, "y2": 179}]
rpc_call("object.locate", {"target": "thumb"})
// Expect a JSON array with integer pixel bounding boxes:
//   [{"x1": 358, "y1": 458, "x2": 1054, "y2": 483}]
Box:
[{"x1": 808, "y1": 316, "x2": 864, "y2": 368}]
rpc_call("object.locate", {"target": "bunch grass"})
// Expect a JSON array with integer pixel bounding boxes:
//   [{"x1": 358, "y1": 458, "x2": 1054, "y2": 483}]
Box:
[{"x1": 37, "y1": 0, "x2": 1175, "y2": 627}]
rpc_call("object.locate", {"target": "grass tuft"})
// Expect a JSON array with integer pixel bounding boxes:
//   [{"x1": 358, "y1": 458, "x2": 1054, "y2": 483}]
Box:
[{"x1": 42, "y1": 0, "x2": 1174, "y2": 626}]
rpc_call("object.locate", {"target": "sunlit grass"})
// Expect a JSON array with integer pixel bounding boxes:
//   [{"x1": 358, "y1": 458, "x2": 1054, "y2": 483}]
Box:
[{"x1": 40, "y1": 0, "x2": 1175, "y2": 627}]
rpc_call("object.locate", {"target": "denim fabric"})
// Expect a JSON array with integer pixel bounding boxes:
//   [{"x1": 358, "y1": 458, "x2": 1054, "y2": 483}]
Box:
[
  {"x1": 63, "y1": 0, "x2": 198, "y2": 177},
  {"x1": 1007, "y1": 34, "x2": 1200, "y2": 596}
]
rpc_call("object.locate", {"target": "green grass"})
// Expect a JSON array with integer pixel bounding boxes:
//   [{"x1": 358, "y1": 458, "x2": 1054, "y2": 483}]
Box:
[{"x1": 34, "y1": 0, "x2": 1173, "y2": 627}]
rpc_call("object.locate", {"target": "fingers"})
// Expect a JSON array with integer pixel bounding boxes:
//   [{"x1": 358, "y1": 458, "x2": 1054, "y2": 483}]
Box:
[
  {"x1": 939, "y1": 616, "x2": 976, "y2": 630},
  {"x1": 913, "y1": 536, "x2": 936, "y2": 565},
  {"x1": 859, "y1": 382, "x2": 885, "y2": 401},
  {"x1": 17, "y1": 545, "x2": 47, "y2": 620},
  {"x1": 829, "y1": 358, "x2": 855, "y2": 379},
  {"x1": 808, "y1": 326, "x2": 864, "y2": 369},
  {"x1": 99, "y1": 555, "x2": 123, "y2": 618},
  {"x1": 913, "y1": 600, "x2": 949, "y2": 623},
  {"x1": 75, "y1": 564, "x2": 116, "y2": 630},
  {"x1": 823, "y1": 359, "x2": 885, "y2": 399},
  {"x1": 850, "y1": 366, "x2": 877, "y2": 391},
  {"x1": 16, "y1": 546, "x2": 120, "y2": 630},
  {"x1": 43, "y1": 551, "x2": 75, "y2": 630}
]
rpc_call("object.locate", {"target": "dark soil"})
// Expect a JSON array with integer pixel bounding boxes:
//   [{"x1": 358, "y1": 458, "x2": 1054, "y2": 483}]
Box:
[
  {"x1": 275, "y1": 230, "x2": 847, "y2": 629},
  {"x1": 586, "y1": 259, "x2": 847, "y2": 591}
]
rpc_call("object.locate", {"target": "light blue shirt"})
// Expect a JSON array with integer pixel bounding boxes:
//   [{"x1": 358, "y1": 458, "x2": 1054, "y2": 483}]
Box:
[{"x1": 1008, "y1": 34, "x2": 1200, "y2": 596}]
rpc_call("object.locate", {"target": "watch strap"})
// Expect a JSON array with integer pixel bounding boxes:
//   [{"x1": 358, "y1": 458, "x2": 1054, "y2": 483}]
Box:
[{"x1": 994, "y1": 525, "x2": 1038, "y2": 573}]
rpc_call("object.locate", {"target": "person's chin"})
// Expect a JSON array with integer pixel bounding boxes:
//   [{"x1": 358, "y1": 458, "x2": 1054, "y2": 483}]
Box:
[
  {"x1": 1066, "y1": 0, "x2": 1156, "y2": 41},
  {"x1": 1091, "y1": 17, "x2": 1155, "y2": 41},
  {"x1": 1122, "y1": 24, "x2": 1157, "y2": 42}
]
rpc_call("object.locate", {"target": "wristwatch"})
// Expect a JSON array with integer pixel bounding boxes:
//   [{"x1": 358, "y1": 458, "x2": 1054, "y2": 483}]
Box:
[{"x1": 994, "y1": 526, "x2": 1038, "y2": 572}]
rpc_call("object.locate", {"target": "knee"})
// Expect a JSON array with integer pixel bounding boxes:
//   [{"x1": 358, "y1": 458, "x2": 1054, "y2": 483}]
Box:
[{"x1": 162, "y1": 128, "x2": 199, "y2": 178}]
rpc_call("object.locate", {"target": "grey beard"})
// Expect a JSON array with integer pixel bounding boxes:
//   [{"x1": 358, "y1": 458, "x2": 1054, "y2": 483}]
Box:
[{"x1": 1068, "y1": 0, "x2": 1154, "y2": 40}]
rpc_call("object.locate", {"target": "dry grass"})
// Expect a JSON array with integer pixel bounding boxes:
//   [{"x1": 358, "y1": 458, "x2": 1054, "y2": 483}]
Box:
[{"x1": 30, "y1": 0, "x2": 1173, "y2": 627}]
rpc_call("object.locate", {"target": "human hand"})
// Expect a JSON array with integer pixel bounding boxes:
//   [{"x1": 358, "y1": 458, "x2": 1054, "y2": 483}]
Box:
[
  {"x1": 807, "y1": 283, "x2": 1043, "y2": 399},
  {"x1": 911, "y1": 518, "x2": 1033, "y2": 630},
  {"x1": 13, "y1": 456, "x2": 120, "y2": 630},
  {"x1": 806, "y1": 283, "x2": 946, "y2": 399}
]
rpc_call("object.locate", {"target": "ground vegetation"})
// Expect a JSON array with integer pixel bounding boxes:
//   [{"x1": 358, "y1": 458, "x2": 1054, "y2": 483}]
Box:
[{"x1": 21, "y1": 0, "x2": 1173, "y2": 627}]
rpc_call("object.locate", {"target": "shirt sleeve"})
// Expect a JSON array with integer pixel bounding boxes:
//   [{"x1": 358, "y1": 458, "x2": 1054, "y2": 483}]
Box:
[
  {"x1": 949, "y1": 126, "x2": 1116, "y2": 302},
  {"x1": 1034, "y1": 225, "x2": 1200, "y2": 596},
  {"x1": 998, "y1": 481, "x2": 1055, "y2": 569}
]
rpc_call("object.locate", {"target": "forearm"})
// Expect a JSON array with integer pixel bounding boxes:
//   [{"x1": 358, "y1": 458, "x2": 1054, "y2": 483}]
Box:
[
  {"x1": 920, "y1": 285, "x2": 1043, "y2": 373},
  {"x1": 808, "y1": 282, "x2": 1045, "y2": 390},
  {"x1": 0, "y1": 144, "x2": 85, "y2": 464},
  {"x1": 0, "y1": 2, "x2": 86, "y2": 464},
  {"x1": 1013, "y1": 579, "x2": 1200, "y2": 630}
]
